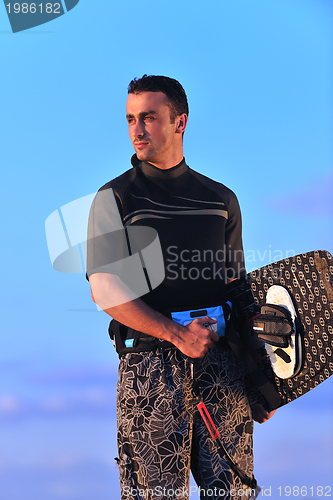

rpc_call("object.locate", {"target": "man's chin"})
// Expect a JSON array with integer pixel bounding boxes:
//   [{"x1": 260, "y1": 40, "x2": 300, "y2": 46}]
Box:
[{"x1": 136, "y1": 150, "x2": 154, "y2": 162}]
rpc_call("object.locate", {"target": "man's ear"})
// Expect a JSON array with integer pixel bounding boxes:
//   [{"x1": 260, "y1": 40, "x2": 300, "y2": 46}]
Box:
[{"x1": 175, "y1": 113, "x2": 188, "y2": 134}]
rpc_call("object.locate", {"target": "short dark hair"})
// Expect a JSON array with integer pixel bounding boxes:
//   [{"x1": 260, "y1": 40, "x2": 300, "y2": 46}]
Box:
[{"x1": 128, "y1": 75, "x2": 189, "y2": 122}]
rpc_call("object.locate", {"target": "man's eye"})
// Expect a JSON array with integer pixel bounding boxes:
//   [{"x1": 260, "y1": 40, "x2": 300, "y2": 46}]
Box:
[{"x1": 144, "y1": 116, "x2": 154, "y2": 121}]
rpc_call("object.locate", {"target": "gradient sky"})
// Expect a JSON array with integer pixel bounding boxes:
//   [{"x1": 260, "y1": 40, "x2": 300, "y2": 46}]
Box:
[{"x1": 1, "y1": 0, "x2": 333, "y2": 498}]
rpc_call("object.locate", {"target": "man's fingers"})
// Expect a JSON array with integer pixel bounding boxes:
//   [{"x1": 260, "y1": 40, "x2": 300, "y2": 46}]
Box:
[
  {"x1": 253, "y1": 404, "x2": 277, "y2": 423},
  {"x1": 179, "y1": 316, "x2": 220, "y2": 358},
  {"x1": 194, "y1": 316, "x2": 219, "y2": 340},
  {"x1": 195, "y1": 316, "x2": 217, "y2": 325}
]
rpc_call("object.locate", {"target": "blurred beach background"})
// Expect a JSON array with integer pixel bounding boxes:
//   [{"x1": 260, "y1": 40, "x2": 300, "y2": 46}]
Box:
[{"x1": 1, "y1": 0, "x2": 332, "y2": 498}]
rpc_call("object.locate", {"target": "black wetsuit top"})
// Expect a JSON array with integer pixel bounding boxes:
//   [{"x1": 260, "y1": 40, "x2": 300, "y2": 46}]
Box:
[{"x1": 87, "y1": 155, "x2": 245, "y2": 314}]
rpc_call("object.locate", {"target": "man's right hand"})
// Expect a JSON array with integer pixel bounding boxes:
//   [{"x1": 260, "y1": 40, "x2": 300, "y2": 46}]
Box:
[{"x1": 175, "y1": 317, "x2": 219, "y2": 359}]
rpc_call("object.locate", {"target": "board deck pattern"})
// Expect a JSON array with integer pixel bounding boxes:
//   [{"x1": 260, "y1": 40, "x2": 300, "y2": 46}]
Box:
[{"x1": 248, "y1": 250, "x2": 333, "y2": 407}]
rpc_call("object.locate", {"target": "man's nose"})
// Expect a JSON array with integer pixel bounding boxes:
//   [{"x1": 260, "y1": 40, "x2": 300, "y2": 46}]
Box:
[{"x1": 133, "y1": 119, "x2": 145, "y2": 137}]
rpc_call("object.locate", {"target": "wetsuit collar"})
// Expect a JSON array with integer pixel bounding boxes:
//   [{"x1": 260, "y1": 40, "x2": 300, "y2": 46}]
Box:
[{"x1": 131, "y1": 154, "x2": 188, "y2": 179}]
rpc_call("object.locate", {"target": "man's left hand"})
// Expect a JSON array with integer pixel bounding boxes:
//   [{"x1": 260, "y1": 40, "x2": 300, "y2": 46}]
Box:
[{"x1": 253, "y1": 404, "x2": 277, "y2": 423}]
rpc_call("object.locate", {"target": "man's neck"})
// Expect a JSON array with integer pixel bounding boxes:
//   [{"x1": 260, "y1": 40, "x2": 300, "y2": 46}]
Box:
[{"x1": 146, "y1": 152, "x2": 184, "y2": 170}]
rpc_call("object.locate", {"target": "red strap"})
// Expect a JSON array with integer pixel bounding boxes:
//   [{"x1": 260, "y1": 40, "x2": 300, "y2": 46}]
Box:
[{"x1": 197, "y1": 402, "x2": 220, "y2": 440}]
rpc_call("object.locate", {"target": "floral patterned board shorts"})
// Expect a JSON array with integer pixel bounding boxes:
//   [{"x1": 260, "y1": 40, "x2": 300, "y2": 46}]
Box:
[{"x1": 116, "y1": 342, "x2": 258, "y2": 500}]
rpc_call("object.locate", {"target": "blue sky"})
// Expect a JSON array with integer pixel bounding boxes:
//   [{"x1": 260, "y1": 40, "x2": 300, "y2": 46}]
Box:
[{"x1": 1, "y1": 0, "x2": 333, "y2": 498}]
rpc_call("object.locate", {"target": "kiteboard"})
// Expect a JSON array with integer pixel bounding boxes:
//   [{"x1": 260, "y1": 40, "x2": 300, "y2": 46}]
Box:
[{"x1": 244, "y1": 250, "x2": 333, "y2": 409}]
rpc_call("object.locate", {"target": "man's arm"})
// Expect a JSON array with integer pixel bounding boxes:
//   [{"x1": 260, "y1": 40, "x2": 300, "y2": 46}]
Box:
[{"x1": 89, "y1": 273, "x2": 219, "y2": 359}]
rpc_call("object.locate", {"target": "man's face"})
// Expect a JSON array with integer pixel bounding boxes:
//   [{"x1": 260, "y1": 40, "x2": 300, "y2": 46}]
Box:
[{"x1": 126, "y1": 91, "x2": 184, "y2": 167}]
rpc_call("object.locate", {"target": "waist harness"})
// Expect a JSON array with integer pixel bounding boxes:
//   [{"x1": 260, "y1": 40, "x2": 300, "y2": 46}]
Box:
[
  {"x1": 108, "y1": 319, "x2": 175, "y2": 358},
  {"x1": 108, "y1": 301, "x2": 230, "y2": 358}
]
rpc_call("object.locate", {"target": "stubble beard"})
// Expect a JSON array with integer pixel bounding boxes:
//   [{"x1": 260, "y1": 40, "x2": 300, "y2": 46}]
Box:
[{"x1": 135, "y1": 143, "x2": 161, "y2": 164}]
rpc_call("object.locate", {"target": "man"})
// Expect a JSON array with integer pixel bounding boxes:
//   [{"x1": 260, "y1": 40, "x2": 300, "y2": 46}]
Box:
[{"x1": 87, "y1": 75, "x2": 274, "y2": 500}]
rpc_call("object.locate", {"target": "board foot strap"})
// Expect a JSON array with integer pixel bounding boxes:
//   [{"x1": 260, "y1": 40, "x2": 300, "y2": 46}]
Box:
[{"x1": 253, "y1": 304, "x2": 293, "y2": 348}]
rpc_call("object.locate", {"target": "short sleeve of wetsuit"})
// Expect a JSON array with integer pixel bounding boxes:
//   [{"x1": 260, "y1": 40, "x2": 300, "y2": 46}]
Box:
[{"x1": 86, "y1": 185, "x2": 129, "y2": 278}]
